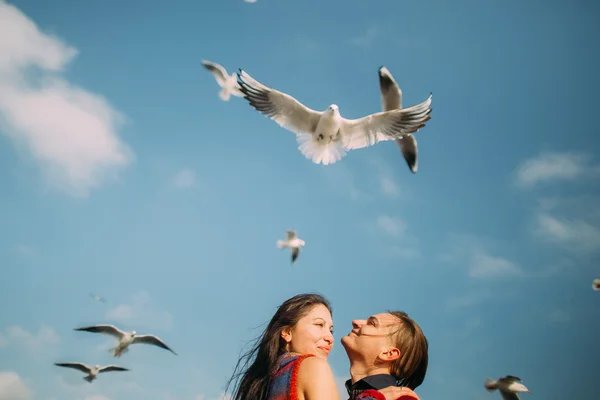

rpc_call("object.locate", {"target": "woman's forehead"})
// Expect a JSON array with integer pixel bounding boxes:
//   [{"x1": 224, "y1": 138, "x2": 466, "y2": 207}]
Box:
[{"x1": 303, "y1": 304, "x2": 332, "y2": 320}]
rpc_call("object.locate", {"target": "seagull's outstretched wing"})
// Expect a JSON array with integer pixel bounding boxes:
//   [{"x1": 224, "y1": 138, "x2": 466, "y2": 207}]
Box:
[
  {"x1": 286, "y1": 230, "x2": 297, "y2": 240},
  {"x1": 98, "y1": 365, "x2": 130, "y2": 373},
  {"x1": 396, "y1": 135, "x2": 418, "y2": 173},
  {"x1": 499, "y1": 391, "x2": 520, "y2": 400},
  {"x1": 132, "y1": 334, "x2": 177, "y2": 355},
  {"x1": 54, "y1": 362, "x2": 92, "y2": 374},
  {"x1": 74, "y1": 324, "x2": 126, "y2": 339},
  {"x1": 379, "y1": 66, "x2": 420, "y2": 173},
  {"x1": 202, "y1": 60, "x2": 229, "y2": 87},
  {"x1": 291, "y1": 247, "x2": 300, "y2": 264},
  {"x1": 502, "y1": 376, "x2": 522, "y2": 383},
  {"x1": 379, "y1": 66, "x2": 402, "y2": 110},
  {"x1": 340, "y1": 94, "x2": 432, "y2": 151},
  {"x1": 237, "y1": 70, "x2": 322, "y2": 136}
]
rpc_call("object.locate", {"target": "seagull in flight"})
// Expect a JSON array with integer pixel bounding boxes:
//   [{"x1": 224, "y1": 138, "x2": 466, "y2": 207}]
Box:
[
  {"x1": 202, "y1": 60, "x2": 244, "y2": 101},
  {"x1": 54, "y1": 362, "x2": 129, "y2": 383},
  {"x1": 379, "y1": 66, "x2": 420, "y2": 173},
  {"x1": 74, "y1": 324, "x2": 177, "y2": 357},
  {"x1": 593, "y1": 278, "x2": 600, "y2": 291},
  {"x1": 236, "y1": 69, "x2": 432, "y2": 166},
  {"x1": 89, "y1": 293, "x2": 107, "y2": 303},
  {"x1": 484, "y1": 375, "x2": 531, "y2": 399},
  {"x1": 277, "y1": 230, "x2": 305, "y2": 264}
]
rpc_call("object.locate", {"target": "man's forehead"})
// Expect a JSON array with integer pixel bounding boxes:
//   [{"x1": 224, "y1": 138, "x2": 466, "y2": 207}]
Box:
[{"x1": 370, "y1": 313, "x2": 401, "y2": 325}]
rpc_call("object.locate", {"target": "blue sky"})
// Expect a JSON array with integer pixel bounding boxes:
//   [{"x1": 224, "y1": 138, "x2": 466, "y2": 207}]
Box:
[{"x1": 0, "y1": 0, "x2": 599, "y2": 399}]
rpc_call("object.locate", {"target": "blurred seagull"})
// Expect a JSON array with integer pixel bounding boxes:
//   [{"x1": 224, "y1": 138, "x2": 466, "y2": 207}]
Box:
[
  {"x1": 277, "y1": 230, "x2": 305, "y2": 264},
  {"x1": 74, "y1": 324, "x2": 177, "y2": 357},
  {"x1": 484, "y1": 375, "x2": 531, "y2": 399},
  {"x1": 593, "y1": 278, "x2": 600, "y2": 291},
  {"x1": 89, "y1": 293, "x2": 107, "y2": 303},
  {"x1": 236, "y1": 69, "x2": 432, "y2": 166},
  {"x1": 201, "y1": 60, "x2": 244, "y2": 101},
  {"x1": 379, "y1": 66, "x2": 419, "y2": 173},
  {"x1": 54, "y1": 362, "x2": 129, "y2": 383}
]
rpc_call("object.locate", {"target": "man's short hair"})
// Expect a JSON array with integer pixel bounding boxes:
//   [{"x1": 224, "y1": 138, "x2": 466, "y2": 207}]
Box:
[{"x1": 387, "y1": 310, "x2": 428, "y2": 390}]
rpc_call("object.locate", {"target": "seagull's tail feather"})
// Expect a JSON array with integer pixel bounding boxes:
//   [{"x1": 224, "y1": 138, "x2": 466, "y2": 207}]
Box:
[
  {"x1": 84, "y1": 376, "x2": 94, "y2": 383},
  {"x1": 277, "y1": 240, "x2": 287, "y2": 249},
  {"x1": 296, "y1": 133, "x2": 347, "y2": 166},
  {"x1": 484, "y1": 378, "x2": 498, "y2": 391},
  {"x1": 219, "y1": 87, "x2": 231, "y2": 101}
]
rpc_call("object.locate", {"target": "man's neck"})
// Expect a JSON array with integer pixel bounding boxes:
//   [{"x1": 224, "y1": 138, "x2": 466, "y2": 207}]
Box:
[{"x1": 349, "y1": 362, "x2": 390, "y2": 384}]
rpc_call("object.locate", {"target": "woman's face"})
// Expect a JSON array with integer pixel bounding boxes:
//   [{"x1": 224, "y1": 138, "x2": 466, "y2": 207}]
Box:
[{"x1": 283, "y1": 304, "x2": 334, "y2": 359}]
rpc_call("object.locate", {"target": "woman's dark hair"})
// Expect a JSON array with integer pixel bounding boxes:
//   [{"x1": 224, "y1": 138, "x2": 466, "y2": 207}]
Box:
[{"x1": 223, "y1": 293, "x2": 332, "y2": 400}]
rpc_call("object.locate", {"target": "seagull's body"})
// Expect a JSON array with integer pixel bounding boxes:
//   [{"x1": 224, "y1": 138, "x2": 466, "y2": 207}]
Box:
[
  {"x1": 485, "y1": 375, "x2": 531, "y2": 400},
  {"x1": 54, "y1": 362, "x2": 129, "y2": 383},
  {"x1": 201, "y1": 60, "x2": 243, "y2": 101},
  {"x1": 74, "y1": 324, "x2": 177, "y2": 357},
  {"x1": 90, "y1": 293, "x2": 106, "y2": 303},
  {"x1": 593, "y1": 278, "x2": 600, "y2": 291},
  {"x1": 277, "y1": 230, "x2": 305, "y2": 264},
  {"x1": 236, "y1": 69, "x2": 432, "y2": 166},
  {"x1": 379, "y1": 66, "x2": 419, "y2": 173}
]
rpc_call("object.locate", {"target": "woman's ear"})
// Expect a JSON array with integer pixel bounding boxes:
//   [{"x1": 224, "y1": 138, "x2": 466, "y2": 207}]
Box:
[{"x1": 281, "y1": 327, "x2": 292, "y2": 343}]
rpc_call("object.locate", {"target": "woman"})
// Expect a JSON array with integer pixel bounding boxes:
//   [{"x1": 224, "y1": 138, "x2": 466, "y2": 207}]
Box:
[{"x1": 224, "y1": 293, "x2": 419, "y2": 400}]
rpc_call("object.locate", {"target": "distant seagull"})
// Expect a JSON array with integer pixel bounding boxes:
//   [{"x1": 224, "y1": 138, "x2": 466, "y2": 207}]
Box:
[
  {"x1": 74, "y1": 324, "x2": 177, "y2": 357},
  {"x1": 54, "y1": 362, "x2": 129, "y2": 383},
  {"x1": 484, "y1": 376, "x2": 531, "y2": 399},
  {"x1": 277, "y1": 230, "x2": 305, "y2": 264},
  {"x1": 593, "y1": 278, "x2": 600, "y2": 291},
  {"x1": 89, "y1": 293, "x2": 107, "y2": 303},
  {"x1": 201, "y1": 60, "x2": 244, "y2": 101},
  {"x1": 236, "y1": 69, "x2": 433, "y2": 166},
  {"x1": 379, "y1": 66, "x2": 419, "y2": 173}
]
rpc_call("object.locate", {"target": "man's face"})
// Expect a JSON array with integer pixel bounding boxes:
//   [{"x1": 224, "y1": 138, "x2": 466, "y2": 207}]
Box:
[{"x1": 341, "y1": 313, "x2": 401, "y2": 362}]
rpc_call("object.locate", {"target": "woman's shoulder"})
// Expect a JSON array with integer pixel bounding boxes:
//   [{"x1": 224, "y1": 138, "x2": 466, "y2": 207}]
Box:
[{"x1": 295, "y1": 356, "x2": 338, "y2": 399}]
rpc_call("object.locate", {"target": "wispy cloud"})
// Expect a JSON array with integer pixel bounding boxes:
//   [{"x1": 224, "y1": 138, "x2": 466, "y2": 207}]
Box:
[
  {"x1": 379, "y1": 176, "x2": 400, "y2": 198},
  {"x1": 14, "y1": 244, "x2": 35, "y2": 259},
  {"x1": 2, "y1": 325, "x2": 59, "y2": 353},
  {"x1": 515, "y1": 151, "x2": 599, "y2": 189},
  {"x1": 0, "y1": 1, "x2": 133, "y2": 197},
  {"x1": 531, "y1": 196, "x2": 600, "y2": 256},
  {"x1": 350, "y1": 24, "x2": 424, "y2": 49},
  {"x1": 440, "y1": 234, "x2": 523, "y2": 278},
  {"x1": 444, "y1": 290, "x2": 493, "y2": 310},
  {"x1": 547, "y1": 308, "x2": 570, "y2": 324},
  {"x1": 105, "y1": 290, "x2": 173, "y2": 332},
  {"x1": 371, "y1": 214, "x2": 420, "y2": 259},
  {"x1": 0, "y1": 371, "x2": 33, "y2": 400},
  {"x1": 172, "y1": 168, "x2": 196, "y2": 189},
  {"x1": 321, "y1": 163, "x2": 363, "y2": 201}
]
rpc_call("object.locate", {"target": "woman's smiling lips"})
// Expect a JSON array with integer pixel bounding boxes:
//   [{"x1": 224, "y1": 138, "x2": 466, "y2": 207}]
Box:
[{"x1": 318, "y1": 346, "x2": 332, "y2": 355}]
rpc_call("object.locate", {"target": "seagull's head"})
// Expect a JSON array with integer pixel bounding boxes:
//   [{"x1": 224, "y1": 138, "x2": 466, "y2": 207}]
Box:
[
  {"x1": 131, "y1": 330, "x2": 137, "y2": 336},
  {"x1": 508, "y1": 382, "x2": 530, "y2": 393},
  {"x1": 327, "y1": 104, "x2": 339, "y2": 114},
  {"x1": 94, "y1": 364, "x2": 100, "y2": 369}
]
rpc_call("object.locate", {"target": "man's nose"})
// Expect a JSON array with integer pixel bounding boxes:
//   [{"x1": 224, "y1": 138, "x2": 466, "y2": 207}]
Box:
[{"x1": 352, "y1": 319, "x2": 364, "y2": 329}]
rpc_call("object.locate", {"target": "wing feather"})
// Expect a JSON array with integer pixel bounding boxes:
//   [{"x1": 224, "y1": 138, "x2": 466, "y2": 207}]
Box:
[
  {"x1": 341, "y1": 94, "x2": 432, "y2": 151},
  {"x1": 237, "y1": 70, "x2": 322, "y2": 136},
  {"x1": 132, "y1": 334, "x2": 177, "y2": 355},
  {"x1": 202, "y1": 60, "x2": 229, "y2": 87},
  {"x1": 54, "y1": 362, "x2": 91, "y2": 373}
]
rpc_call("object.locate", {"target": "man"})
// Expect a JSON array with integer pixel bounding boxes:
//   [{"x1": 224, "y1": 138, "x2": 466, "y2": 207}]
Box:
[{"x1": 341, "y1": 310, "x2": 429, "y2": 400}]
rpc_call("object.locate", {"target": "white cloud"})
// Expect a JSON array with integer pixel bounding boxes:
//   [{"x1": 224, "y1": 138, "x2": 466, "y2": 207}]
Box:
[
  {"x1": 0, "y1": 333, "x2": 6, "y2": 347},
  {"x1": 0, "y1": 371, "x2": 33, "y2": 400},
  {"x1": 14, "y1": 244, "x2": 35, "y2": 258},
  {"x1": 0, "y1": 1, "x2": 133, "y2": 197},
  {"x1": 376, "y1": 215, "x2": 407, "y2": 237},
  {"x1": 2, "y1": 324, "x2": 59, "y2": 353},
  {"x1": 535, "y1": 212, "x2": 600, "y2": 256},
  {"x1": 440, "y1": 234, "x2": 523, "y2": 278},
  {"x1": 380, "y1": 176, "x2": 400, "y2": 198},
  {"x1": 547, "y1": 309, "x2": 570, "y2": 323},
  {"x1": 530, "y1": 196, "x2": 600, "y2": 256},
  {"x1": 172, "y1": 168, "x2": 196, "y2": 189},
  {"x1": 106, "y1": 290, "x2": 173, "y2": 331},
  {"x1": 445, "y1": 290, "x2": 493, "y2": 310},
  {"x1": 515, "y1": 151, "x2": 598, "y2": 189}
]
